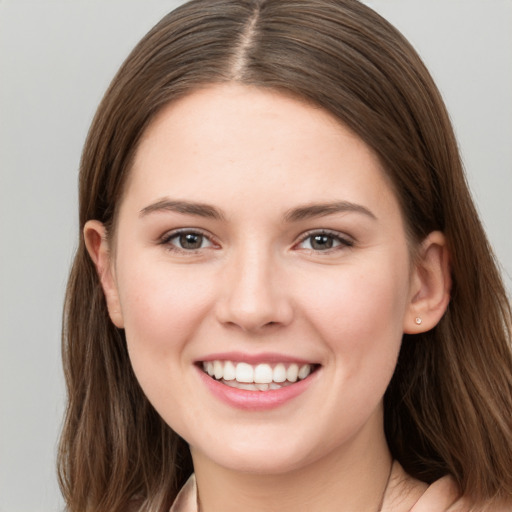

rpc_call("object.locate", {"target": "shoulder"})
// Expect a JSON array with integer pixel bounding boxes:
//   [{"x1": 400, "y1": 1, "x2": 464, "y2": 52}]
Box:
[
  {"x1": 411, "y1": 475, "x2": 512, "y2": 512},
  {"x1": 383, "y1": 462, "x2": 512, "y2": 512},
  {"x1": 169, "y1": 474, "x2": 197, "y2": 512}
]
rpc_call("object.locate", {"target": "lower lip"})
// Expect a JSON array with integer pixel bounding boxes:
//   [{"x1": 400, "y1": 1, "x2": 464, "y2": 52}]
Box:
[{"x1": 196, "y1": 366, "x2": 318, "y2": 411}]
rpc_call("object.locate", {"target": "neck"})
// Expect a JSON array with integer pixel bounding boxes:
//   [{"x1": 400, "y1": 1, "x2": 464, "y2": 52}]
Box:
[{"x1": 191, "y1": 414, "x2": 392, "y2": 512}]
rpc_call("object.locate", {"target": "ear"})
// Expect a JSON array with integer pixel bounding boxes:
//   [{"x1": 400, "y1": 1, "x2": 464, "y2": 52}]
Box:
[
  {"x1": 83, "y1": 220, "x2": 124, "y2": 328},
  {"x1": 404, "y1": 231, "x2": 451, "y2": 334}
]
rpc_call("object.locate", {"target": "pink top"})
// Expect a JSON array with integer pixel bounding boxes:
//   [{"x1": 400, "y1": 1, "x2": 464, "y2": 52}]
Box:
[{"x1": 169, "y1": 461, "x2": 511, "y2": 512}]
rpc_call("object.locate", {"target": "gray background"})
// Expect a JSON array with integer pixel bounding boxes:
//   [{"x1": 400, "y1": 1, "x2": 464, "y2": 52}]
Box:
[{"x1": 1, "y1": 1, "x2": 511, "y2": 510}]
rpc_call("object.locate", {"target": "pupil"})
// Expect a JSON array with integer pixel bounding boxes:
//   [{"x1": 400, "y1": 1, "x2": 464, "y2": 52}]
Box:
[
  {"x1": 311, "y1": 234, "x2": 333, "y2": 250},
  {"x1": 180, "y1": 233, "x2": 202, "y2": 249}
]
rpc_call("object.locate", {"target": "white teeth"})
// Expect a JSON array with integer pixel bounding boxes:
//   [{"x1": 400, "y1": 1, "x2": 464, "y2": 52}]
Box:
[
  {"x1": 224, "y1": 380, "x2": 259, "y2": 391},
  {"x1": 286, "y1": 364, "x2": 298, "y2": 383},
  {"x1": 254, "y1": 364, "x2": 273, "y2": 384},
  {"x1": 223, "y1": 361, "x2": 236, "y2": 381},
  {"x1": 213, "y1": 360, "x2": 223, "y2": 380},
  {"x1": 273, "y1": 363, "x2": 287, "y2": 383},
  {"x1": 298, "y1": 364, "x2": 310, "y2": 380},
  {"x1": 202, "y1": 360, "x2": 315, "y2": 387},
  {"x1": 224, "y1": 380, "x2": 285, "y2": 392},
  {"x1": 236, "y1": 362, "x2": 254, "y2": 383}
]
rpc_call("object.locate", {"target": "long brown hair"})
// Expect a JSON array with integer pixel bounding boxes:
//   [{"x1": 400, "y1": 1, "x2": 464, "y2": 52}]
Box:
[{"x1": 58, "y1": 1, "x2": 512, "y2": 510}]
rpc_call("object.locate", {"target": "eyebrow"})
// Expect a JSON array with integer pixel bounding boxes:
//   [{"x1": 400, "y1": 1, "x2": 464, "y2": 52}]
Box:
[
  {"x1": 139, "y1": 198, "x2": 376, "y2": 222},
  {"x1": 283, "y1": 201, "x2": 377, "y2": 222},
  {"x1": 139, "y1": 199, "x2": 225, "y2": 220}
]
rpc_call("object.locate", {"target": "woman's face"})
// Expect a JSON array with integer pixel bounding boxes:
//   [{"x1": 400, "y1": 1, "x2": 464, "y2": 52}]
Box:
[{"x1": 96, "y1": 84, "x2": 422, "y2": 474}]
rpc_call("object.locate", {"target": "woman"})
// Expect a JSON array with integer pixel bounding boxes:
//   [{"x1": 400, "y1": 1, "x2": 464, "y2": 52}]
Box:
[{"x1": 58, "y1": 1, "x2": 512, "y2": 511}]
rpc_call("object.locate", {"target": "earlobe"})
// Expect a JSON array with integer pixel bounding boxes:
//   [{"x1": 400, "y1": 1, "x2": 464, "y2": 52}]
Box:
[
  {"x1": 404, "y1": 231, "x2": 451, "y2": 334},
  {"x1": 83, "y1": 220, "x2": 124, "y2": 328}
]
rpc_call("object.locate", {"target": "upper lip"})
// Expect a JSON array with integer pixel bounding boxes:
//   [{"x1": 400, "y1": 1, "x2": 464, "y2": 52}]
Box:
[{"x1": 196, "y1": 351, "x2": 318, "y2": 365}]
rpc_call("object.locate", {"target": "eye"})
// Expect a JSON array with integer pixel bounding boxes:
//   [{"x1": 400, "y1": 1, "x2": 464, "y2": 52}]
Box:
[
  {"x1": 161, "y1": 229, "x2": 215, "y2": 252},
  {"x1": 297, "y1": 231, "x2": 353, "y2": 252}
]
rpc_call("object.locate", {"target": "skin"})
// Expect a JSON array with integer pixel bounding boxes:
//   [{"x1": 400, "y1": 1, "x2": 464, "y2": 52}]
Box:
[{"x1": 85, "y1": 83, "x2": 451, "y2": 512}]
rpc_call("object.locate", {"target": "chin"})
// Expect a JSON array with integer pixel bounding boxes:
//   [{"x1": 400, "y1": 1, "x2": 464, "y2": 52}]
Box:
[{"x1": 189, "y1": 430, "x2": 334, "y2": 476}]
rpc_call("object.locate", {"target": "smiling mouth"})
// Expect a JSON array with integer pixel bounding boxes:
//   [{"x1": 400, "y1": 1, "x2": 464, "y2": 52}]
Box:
[{"x1": 201, "y1": 360, "x2": 318, "y2": 391}]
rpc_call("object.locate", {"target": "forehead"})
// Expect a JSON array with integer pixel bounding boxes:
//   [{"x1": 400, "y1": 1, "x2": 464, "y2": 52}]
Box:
[{"x1": 123, "y1": 83, "x2": 400, "y2": 222}]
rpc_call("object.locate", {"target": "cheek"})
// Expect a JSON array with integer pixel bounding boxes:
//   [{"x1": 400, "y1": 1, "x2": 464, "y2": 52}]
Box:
[
  {"x1": 115, "y1": 264, "x2": 219, "y2": 434},
  {"x1": 114, "y1": 262, "x2": 215, "y2": 393},
  {"x1": 300, "y1": 255, "x2": 411, "y2": 373},
  {"x1": 118, "y1": 263, "x2": 211, "y2": 341}
]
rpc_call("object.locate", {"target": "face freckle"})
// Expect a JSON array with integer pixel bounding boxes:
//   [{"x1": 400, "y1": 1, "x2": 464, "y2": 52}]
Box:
[{"x1": 109, "y1": 83, "x2": 415, "y2": 476}]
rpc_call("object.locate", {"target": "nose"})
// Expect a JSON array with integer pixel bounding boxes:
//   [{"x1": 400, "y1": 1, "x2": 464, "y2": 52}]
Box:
[{"x1": 215, "y1": 246, "x2": 293, "y2": 333}]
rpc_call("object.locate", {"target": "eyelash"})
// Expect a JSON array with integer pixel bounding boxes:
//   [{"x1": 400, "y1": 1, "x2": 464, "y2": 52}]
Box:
[
  {"x1": 295, "y1": 229, "x2": 354, "y2": 253},
  {"x1": 159, "y1": 228, "x2": 354, "y2": 254},
  {"x1": 159, "y1": 228, "x2": 217, "y2": 254}
]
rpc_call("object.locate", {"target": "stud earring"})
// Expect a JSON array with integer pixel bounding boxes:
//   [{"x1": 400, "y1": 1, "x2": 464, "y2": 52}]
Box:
[{"x1": 415, "y1": 317, "x2": 422, "y2": 325}]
